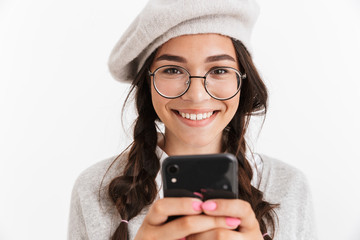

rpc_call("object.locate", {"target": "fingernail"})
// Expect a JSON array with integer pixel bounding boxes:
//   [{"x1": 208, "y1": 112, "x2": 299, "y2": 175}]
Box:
[
  {"x1": 202, "y1": 201, "x2": 217, "y2": 211},
  {"x1": 225, "y1": 217, "x2": 241, "y2": 227},
  {"x1": 192, "y1": 201, "x2": 202, "y2": 211}
]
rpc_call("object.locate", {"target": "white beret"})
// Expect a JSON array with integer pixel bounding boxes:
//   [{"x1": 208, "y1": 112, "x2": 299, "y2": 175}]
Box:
[{"x1": 108, "y1": 0, "x2": 260, "y2": 83}]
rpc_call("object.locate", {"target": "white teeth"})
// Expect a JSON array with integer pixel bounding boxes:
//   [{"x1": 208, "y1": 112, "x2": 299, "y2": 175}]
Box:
[{"x1": 178, "y1": 111, "x2": 214, "y2": 121}]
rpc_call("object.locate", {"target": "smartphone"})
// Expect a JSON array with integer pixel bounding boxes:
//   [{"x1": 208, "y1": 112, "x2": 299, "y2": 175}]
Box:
[{"x1": 161, "y1": 153, "x2": 238, "y2": 201}]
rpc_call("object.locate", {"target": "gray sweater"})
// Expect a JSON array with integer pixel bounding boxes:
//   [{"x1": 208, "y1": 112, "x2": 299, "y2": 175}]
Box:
[{"x1": 68, "y1": 147, "x2": 317, "y2": 239}]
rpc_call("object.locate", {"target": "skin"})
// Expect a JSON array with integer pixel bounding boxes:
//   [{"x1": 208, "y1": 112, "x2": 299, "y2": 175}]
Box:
[
  {"x1": 151, "y1": 33, "x2": 240, "y2": 155},
  {"x1": 134, "y1": 34, "x2": 263, "y2": 240}
]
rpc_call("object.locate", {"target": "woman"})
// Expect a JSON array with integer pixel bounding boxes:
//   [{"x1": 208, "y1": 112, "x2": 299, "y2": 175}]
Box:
[{"x1": 68, "y1": 0, "x2": 316, "y2": 239}]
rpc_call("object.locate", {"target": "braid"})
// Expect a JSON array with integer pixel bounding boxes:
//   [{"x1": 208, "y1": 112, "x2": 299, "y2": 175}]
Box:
[
  {"x1": 108, "y1": 52, "x2": 159, "y2": 240},
  {"x1": 228, "y1": 39, "x2": 279, "y2": 238},
  {"x1": 225, "y1": 118, "x2": 277, "y2": 238}
]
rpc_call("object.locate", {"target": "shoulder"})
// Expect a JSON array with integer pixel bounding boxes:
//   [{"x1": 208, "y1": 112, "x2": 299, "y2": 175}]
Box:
[
  {"x1": 258, "y1": 155, "x2": 317, "y2": 239},
  {"x1": 257, "y1": 154, "x2": 313, "y2": 213},
  {"x1": 68, "y1": 153, "x2": 128, "y2": 239},
  {"x1": 72, "y1": 152, "x2": 128, "y2": 198},
  {"x1": 258, "y1": 154, "x2": 309, "y2": 192}
]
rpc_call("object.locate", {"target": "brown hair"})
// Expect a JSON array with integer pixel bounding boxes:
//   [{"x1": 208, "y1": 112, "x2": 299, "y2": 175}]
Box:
[{"x1": 106, "y1": 39, "x2": 278, "y2": 240}]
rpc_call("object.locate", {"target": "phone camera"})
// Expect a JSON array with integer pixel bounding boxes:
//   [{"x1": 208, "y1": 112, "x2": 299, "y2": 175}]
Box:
[{"x1": 167, "y1": 164, "x2": 179, "y2": 174}]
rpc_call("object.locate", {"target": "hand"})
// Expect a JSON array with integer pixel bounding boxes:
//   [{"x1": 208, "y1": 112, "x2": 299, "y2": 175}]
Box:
[
  {"x1": 134, "y1": 198, "x2": 241, "y2": 240},
  {"x1": 187, "y1": 199, "x2": 263, "y2": 240}
]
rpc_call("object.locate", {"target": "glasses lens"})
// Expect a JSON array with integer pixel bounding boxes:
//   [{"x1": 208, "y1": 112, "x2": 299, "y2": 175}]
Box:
[
  {"x1": 205, "y1": 67, "x2": 241, "y2": 100},
  {"x1": 154, "y1": 66, "x2": 189, "y2": 98}
]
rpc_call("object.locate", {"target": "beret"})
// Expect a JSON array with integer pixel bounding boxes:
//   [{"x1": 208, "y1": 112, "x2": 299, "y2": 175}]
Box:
[{"x1": 108, "y1": 0, "x2": 260, "y2": 83}]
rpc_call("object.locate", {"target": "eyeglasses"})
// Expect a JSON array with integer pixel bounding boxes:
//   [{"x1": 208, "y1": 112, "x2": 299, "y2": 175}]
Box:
[{"x1": 148, "y1": 65, "x2": 246, "y2": 101}]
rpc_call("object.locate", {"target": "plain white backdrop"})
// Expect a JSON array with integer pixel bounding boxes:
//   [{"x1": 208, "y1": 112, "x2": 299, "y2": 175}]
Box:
[{"x1": 1, "y1": 0, "x2": 359, "y2": 239}]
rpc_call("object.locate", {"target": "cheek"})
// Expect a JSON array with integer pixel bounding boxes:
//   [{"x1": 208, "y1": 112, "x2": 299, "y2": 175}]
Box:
[
  {"x1": 151, "y1": 86, "x2": 161, "y2": 114},
  {"x1": 226, "y1": 95, "x2": 240, "y2": 119},
  {"x1": 151, "y1": 84, "x2": 169, "y2": 120}
]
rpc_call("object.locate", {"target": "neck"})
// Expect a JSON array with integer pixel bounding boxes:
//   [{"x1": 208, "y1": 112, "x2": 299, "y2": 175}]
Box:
[{"x1": 158, "y1": 131, "x2": 223, "y2": 156}]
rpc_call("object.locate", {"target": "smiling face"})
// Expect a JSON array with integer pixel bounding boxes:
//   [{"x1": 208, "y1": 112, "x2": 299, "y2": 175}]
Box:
[{"x1": 150, "y1": 34, "x2": 240, "y2": 155}]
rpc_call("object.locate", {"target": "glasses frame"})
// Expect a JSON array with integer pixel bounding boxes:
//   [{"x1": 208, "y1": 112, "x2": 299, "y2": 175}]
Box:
[{"x1": 148, "y1": 65, "x2": 246, "y2": 101}]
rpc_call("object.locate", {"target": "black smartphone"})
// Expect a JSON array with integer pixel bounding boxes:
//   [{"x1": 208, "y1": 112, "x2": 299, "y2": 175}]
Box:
[{"x1": 161, "y1": 153, "x2": 238, "y2": 201}]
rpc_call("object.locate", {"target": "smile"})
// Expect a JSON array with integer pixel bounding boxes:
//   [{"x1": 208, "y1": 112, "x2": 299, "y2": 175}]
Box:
[{"x1": 178, "y1": 111, "x2": 214, "y2": 121}]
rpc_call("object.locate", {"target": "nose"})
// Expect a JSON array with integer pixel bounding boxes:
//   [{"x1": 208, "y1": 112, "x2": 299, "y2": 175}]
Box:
[{"x1": 181, "y1": 76, "x2": 211, "y2": 102}]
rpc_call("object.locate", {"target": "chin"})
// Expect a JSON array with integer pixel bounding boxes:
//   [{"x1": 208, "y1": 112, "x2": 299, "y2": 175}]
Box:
[{"x1": 178, "y1": 133, "x2": 222, "y2": 149}]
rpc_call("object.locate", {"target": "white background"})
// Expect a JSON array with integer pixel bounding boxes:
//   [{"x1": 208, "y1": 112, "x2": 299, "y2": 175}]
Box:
[{"x1": 0, "y1": 0, "x2": 359, "y2": 239}]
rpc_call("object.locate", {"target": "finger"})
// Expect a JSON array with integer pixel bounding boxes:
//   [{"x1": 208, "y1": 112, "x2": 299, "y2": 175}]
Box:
[
  {"x1": 158, "y1": 214, "x2": 241, "y2": 239},
  {"x1": 201, "y1": 199, "x2": 259, "y2": 230},
  {"x1": 187, "y1": 228, "x2": 245, "y2": 240},
  {"x1": 145, "y1": 198, "x2": 203, "y2": 225}
]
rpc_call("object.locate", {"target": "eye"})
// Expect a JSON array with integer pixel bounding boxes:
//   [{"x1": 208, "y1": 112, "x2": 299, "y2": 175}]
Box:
[
  {"x1": 162, "y1": 67, "x2": 183, "y2": 75},
  {"x1": 211, "y1": 68, "x2": 228, "y2": 75}
]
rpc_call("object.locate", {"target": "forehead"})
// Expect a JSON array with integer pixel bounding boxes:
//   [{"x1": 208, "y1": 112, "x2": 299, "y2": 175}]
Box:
[{"x1": 155, "y1": 34, "x2": 237, "y2": 58}]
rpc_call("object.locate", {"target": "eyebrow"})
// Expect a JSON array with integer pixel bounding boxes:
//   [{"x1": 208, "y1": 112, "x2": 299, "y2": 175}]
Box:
[
  {"x1": 205, "y1": 54, "x2": 236, "y2": 63},
  {"x1": 154, "y1": 54, "x2": 236, "y2": 63},
  {"x1": 155, "y1": 54, "x2": 186, "y2": 63}
]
